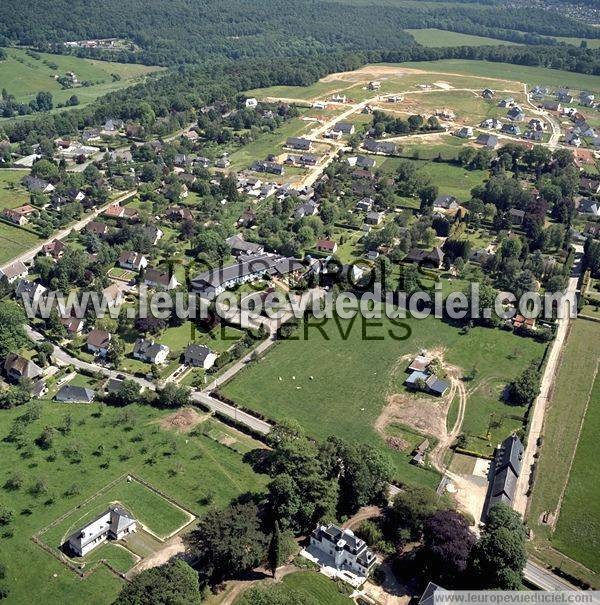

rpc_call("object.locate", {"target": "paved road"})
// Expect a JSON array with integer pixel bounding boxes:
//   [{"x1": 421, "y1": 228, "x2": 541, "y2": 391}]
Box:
[
  {"x1": 524, "y1": 560, "x2": 579, "y2": 591},
  {"x1": 514, "y1": 245, "x2": 584, "y2": 518},
  {"x1": 0, "y1": 189, "x2": 137, "y2": 273}
]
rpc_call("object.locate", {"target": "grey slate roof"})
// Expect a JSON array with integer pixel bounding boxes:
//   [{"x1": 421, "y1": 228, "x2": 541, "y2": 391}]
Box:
[{"x1": 55, "y1": 385, "x2": 96, "y2": 403}]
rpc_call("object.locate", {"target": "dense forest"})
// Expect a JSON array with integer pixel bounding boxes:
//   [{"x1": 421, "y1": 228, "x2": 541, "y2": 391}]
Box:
[{"x1": 0, "y1": 0, "x2": 598, "y2": 66}]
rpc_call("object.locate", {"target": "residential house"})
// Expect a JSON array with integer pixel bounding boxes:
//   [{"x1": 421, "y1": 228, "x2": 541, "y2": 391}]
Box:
[
  {"x1": 556, "y1": 89, "x2": 573, "y2": 104},
  {"x1": 482, "y1": 88, "x2": 495, "y2": 100},
  {"x1": 2, "y1": 206, "x2": 33, "y2": 226},
  {"x1": 543, "y1": 101, "x2": 561, "y2": 112},
  {"x1": 507, "y1": 106, "x2": 525, "y2": 122},
  {"x1": 226, "y1": 234, "x2": 265, "y2": 257},
  {"x1": 102, "y1": 283, "x2": 126, "y2": 308},
  {"x1": 55, "y1": 385, "x2": 96, "y2": 403},
  {"x1": 475, "y1": 133, "x2": 498, "y2": 149},
  {"x1": 501, "y1": 123, "x2": 521, "y2": 136},
  {"x1": 167, "y1": 206, "x2": 193, "y2": 222},
  {"x1": 404, "y1": 247, "x2": 445, "y2": 269},
  {"x1": 144, "y1": 225, "x2": 164, "y2": 245},
  {"x1": 355, "y1": 197, "x2": 374, "y2": 212},
  {"x1": 405, "y1": 370, "x2": 449, "y2": 396},
  {"x1": 565, "y1": 131, "x2": 582, "y2": 147},
  {"x1": 0, "y1": 261, "x2": 28, "y2": 283},
  {"x1": 580, "y1": 91, "x2": 595, "y2": 107},
  {"x1": 103, "y1": 118, "x2": 124, "y2": 133},
  {"x1": 251, "y1": 160, "x2": 285, "y2": 176},
  {"x1": 434, "y1": 195, "x2": 459, "y2": 211},
  {"x1": 133, "y1": 338, "x2": 170, "y2": 364},
  {"x1": 578, "y1": 198, "x2": 600, "y2": 216},
  {"x1": 144, "y1": 268, "x2": 180, "y2": 290},
  {"x1": 85, "y1": 221, "x2": 109, "y2": 238},
  {"x1": 245, "y1": 98, "x2": 258, "y2": 108},
  {"x1": 294, "y1": 200, "x2": 319, "y2": 219},
  {"x1": 22, "y1": 176, "x2": 54, "y2": 194},
  {"x1": 524, "y1": 130, "x2": 543, "y2": 142},
  {"x1": 331, "y1": 94, "x2": 347, "y2": 103},
  {"x1": 285, "y1": 137, "x2": 312, "y2": 151},
  {"x1": 509, "y1": 208, "x2": 526, "y2": 225},
  {"x1": 367, "y1": 81, "x2": 381, "y2": 90},
  {"x1": 480, "y1": 118, "x2": 502, "y2": 130},
  {"x1": 316, "y1": 239, "x2": 338, "y2": 253},
  {"x1": 363, "y1": 138, "x2": 397, "y2": 155},
  {"x1": 308, "y1": 524, "x2": 376, "y2": 583},
  {"x1": 3, "y1": 353, "x2": 43, "y2": 382},
  {"x1": 498, "y1": 97, "x2": 514, "y2": 108},
  {"x1": 15, "y1": 278, "x2": 46, "y2": 304},
  {"x1": 42, "y1": 239, "x2": 66, "y2": 259},
  {"x1": 419, "y1": 583, "x2": 449, "y2": 605},
  {"x1": 456, "y1": 126, "x2": 473, "y2": 139},
  {"x1": 183, "y1": 344, "x2": 217, "y2": 369},
  {"x1": 104, "y1": 204, "x2": 125, "y2": 219},
  {"x1": 215, "y1": 157, "x2": 231, "y2": 169},
  {"x1": 581, "y1": 178, "x2": 600, "y2": 194},
  {"x1": 365, "y1": 211, "x2": 384, "y2": 226},
  {"x1": 331, "y1": 122, "x2": 355, "y2": 135},
  {"x1": 483, "y1": 434, "x2": 523, "y2": 520},
  {"x1": 61, "y1": 317, "x2": 84, "y2": 336},
  {"x1": 67, "y1": 506, "x2": 136, "y2": 557},
  {"x1": 118, "y1": 251, "x2": 148, "y2": 272},
  {"x1": 86, "y1": 329, "x2": 112, "y2": 357},
  {"x1": 411, "y1": 439, "x2": 430, "y2": 466}
]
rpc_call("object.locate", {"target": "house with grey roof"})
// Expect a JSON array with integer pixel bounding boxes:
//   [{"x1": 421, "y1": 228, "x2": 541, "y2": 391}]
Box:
[
  {"x1": 66, "y1": 506, "x2": 136, "y2": 557},
  {"x1": 4, "y1": 353, "x2": 43, "y2": 383},
  {"x1": 307, "y1": 524, "x2": 376, "y2": 584},
  {"x1": 483, "y1": 434, "x2": 524, "y2": 520},
  {"x1": 0, "y1": 260, "x2": 28, "y2": 284},
  {"x1": 133, "y1": 338, "x2": 170, "y2": 365},
  {"x1": 285, "y1": 137, "x2": 312, "y2": 151},
  {"x1": 226, "y1": 234, "x2": 265, "y2": 257},
  {"x1": 183, "y1": 344, "x2": 217, "y2": 369},
  {"x1": 55, "y1": 385, "x2": 96, "y2": 403}
]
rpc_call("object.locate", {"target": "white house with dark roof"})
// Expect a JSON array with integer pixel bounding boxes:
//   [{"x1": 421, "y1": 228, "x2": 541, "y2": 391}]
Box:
[
  {"x1": 305, "y1": 524, "x2": 376, "y2": 586},
  {"x1": 133, "y1": 338, "x2": 170, "y2": 364},
  {"x1": 0, "y1": 260, "x2": 28, "y2": 284},
  {"x1": 183, "y1": 344, "x2": 217, "y2": 369},
  {"x1": 67, "y1": 506, "x2": 136, "y2": 557}
]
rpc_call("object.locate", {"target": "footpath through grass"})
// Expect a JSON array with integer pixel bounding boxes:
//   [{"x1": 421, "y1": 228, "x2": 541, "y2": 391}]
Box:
[{"x1": 528, "y1": 318, "x2": 600, "y2": 586}]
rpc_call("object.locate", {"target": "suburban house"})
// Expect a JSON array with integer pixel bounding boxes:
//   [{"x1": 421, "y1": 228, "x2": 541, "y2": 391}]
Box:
[
  {"x1": 507, "y1": 106, "x2": 525, "y2": 122},
  {"x1": 251, "y1": 160, "x2": 285, "y2": 175},
  {"x1": 509, "y1": 208, "x2": 525, "y2": 225},
  {"x1": 543, "y1": 101, "x2": 561, "y2": 112},
  {"x1": 404, "y1": 247, "x2": 445, "y2": 269},
  {"x1": 183, "y1": 344, "x2": 217, "y2": 369},
  {"x1": 102, "y1": 283, "x2": 126, "y2": 309},
  {"x1": 118, "y1": 251, "x2": 148, "y2": 272},
  {"x1": 3, "y1": 205, "x2": 36, "y2": 225},
  {"x1": 226, "y1": 234, "x2": 265, "y2": 257},
  {"x1": 42, "y1": 239, "x2": 66, "y2": 259},
  {"x1": 4, "y1": 353, "x2": 43, "y2": 382},
  {"x1": 331, "y1": 122, "x2": 355, "y2": 135},
  {"x1": 307, "y1": 524, "x2": 376, "y2": 584},
  {"x1": 419, "y1": 583, "x2": 449, "y2": 605},
  {"x1": 61, "y1": 317, "x2": 84, "y2": 336},
  {"x1": 578, "y1": 198, "x2": 600, "y2": 216},
  {"x1": 356, "y1": 197, "x2": 374, "y2": 212},
  {"x1": 482, "y1": 88, "x2": 495, "y2": 99},
  {"x1": 15, "y1": 278, "x2": 47, "y2": 304},
  {"x1": 434, "y1": 195, "x2": 460, "y2": 211},
  {"x1": 144, "y1": 268, "x2": 180, "y2": 290},
  {"x1": 480, "y1": 118, "x2": 502, "y2": 130},
  {"x1": 86, "y1": 221, "x2": 109, "y2": 238},
  {"x1": 365, "y1": 211, "x2": 384, "y2": 226},
  {"x1": 294, "y1": 200, "x2": 319, "y2": 219},
  {"x1": 581, "y1": 178, "x2": 600, "y2": 194},
  {"x1": 0, "y1": 260, "x2": 28, "y2": 283},
  {"x1": 483, "y1": 434, "x2": 524, "y2": 520},
  {"x1": 501, "y1": 123, "x2": 521, "y2": 136},
  {"x1": 67, "y1": 506, "x2": 136, "y2": 557},
  {"x1": 144, "y1": 225, "x2": 164, "y2": 245},
  {"x1": 363, "y1": 138, "x2": 397, "y2": 155},
  {"x1": 245, "y1": 97, "x2": 258, "y2": 108},
  {"x1": 476, "y1": 133, "x2": 498, "y2": 149},
  {"x1": 456, "y1": 126, "x2": 473, "y2": 139},
  {"x1": 22, "y1": 176, "x2": 55, "y2": 194},
  {"x1": 133, "y1": 338, "x2": 170, "y2": 364},
  {"x1": 55, "y1": 385, "x2": 96, "y2": 403},
  {"x1": 316, "y1": 239, "x2": 338, "y2": 253},
  {"x1": 86, "y1": 329, "x2": 112, "y2": 357},
  {"x1": 285, "y1": 137, "x2": 312, "y2": 151}
]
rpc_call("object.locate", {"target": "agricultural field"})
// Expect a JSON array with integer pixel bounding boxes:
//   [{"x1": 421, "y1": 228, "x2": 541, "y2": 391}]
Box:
[
  {"x1": 552, "y1": 37, "x2": 600, "y2": 49},
  {"x1": 222, "y1": 315, "x2": 544, "y2": 488},
  {"x1": 0, "y1": 48, "x2": 160, "y2": 109},
  {"x1": 0, "y1": 402, "x2": 267, "y2": 605},
  {"x1": 406, "y1": 29, "x2": 519, "y2": 48},
  {"x1": 528, "y1": 318, "x2": 600, "y2": 587},
  {"x1": 235, "y1": 571, "x2": 352, "y2": 604}
]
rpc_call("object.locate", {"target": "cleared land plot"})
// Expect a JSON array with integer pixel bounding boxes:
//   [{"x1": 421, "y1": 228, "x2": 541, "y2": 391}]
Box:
[
  {"x1": 222, "y1": 316, "x2": 544, "y2": 487},
  {"x1": 0, "y1": 48, "x2": 160, "y2": 109},
  {"x1": 0, "y1": 169, "x2": 31, "y2": 209},
  {"x1": 0, "y1": 402, "x2": 267, "y2": 604},
  {"x1": 400, "y1": 60, "x2": 600, "y2": 94},
  {"x1": 407, "y1": 29, "x2": 519, "y2": 47},
  {"x1": 235, "y1": 571, "x2": 352, "y2": 604},
  {"x1": 528, "y1": 318, "x2": 600, "y2": 586}
]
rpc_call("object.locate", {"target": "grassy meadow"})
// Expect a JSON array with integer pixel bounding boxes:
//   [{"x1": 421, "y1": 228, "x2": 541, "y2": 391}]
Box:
[{"x1": 406, "y1": 29, "x2": 519, "y2": 48}]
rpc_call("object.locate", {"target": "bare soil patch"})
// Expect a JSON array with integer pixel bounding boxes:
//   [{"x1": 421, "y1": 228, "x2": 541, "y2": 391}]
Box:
[{"x1": 158, "y1": 407, "x2": 208, "y2": 433}]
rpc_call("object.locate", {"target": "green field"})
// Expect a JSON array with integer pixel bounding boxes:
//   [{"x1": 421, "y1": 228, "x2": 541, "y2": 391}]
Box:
[
  {"x1": 0, "y1": 48, "x2": 160, "y2": 109},
  {"x1": 407, "y1": 29, "x2": 519, "y2": 48},
  {"x1": 236, "y1": 571, "x2": 352, "y2": 605},
  {"x1": 222, "y1": 315, "x2": 544, "y2": 486},
  {"x1": 527, "y1": 319, "x2": 600, "y2": 586},
  {"x1": 0, "y1": 169, "x2": 31, "y2": 210},
  {"x1": 553, "y1": 37, "x2": 600, "y2": 49},
  {"x1": 0, "y1": 402, "x2": 267, "y2": 604},
  {"x1": 400, "y1": 59, "x2": 600, "y2": 93}
]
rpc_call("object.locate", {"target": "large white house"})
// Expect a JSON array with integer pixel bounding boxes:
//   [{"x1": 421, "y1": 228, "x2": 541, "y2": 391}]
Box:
[
  {"x1": 67, "y1": 506, "x2": 136, "y2": 557},
  {"x1": 306, "y1": 524, "x2": 376, "y2": 584}
]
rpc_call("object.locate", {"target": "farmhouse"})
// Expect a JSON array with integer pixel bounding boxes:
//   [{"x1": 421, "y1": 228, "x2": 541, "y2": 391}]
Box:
[
  {"x1": 405, "y1": 370, "x2": 449, "y2": 397},
  {"x1": 133, "y1": 338, "x2": 170, "y2": 364},
  {"x1": 307, "y1": 524, "x2": 376, "y2": 583},
  {"x1": 183, "y1": 344, "x2": 217, "y2": 369},
  {"x1": 483, "y1": 434, "x2": 524, "y2": 520},
  {"x1": 55, "y1": 385, "x2": 96, "y2": 403},
  {"x1": 67, "y1": 506, "x2": 136, "y2": 557}
]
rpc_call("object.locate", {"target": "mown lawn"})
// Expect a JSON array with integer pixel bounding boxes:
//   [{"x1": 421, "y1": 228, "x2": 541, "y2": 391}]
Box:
[
  {"x1": 235, "y1": 571, "x2": 352, "y2": 604},
  {"x1": 222, "y1": 315, "x2": 543, "y2": 486},
  {"x1": 0, "y1": 169, "x2": 31, "y2": 210},
  {"x1": 0, "y1": 48, "x2": 160, "y2": 109},
  {"x1": 527, "y1": 319, "x2": 600, "y2": 583},
  {"x1": 0, "y1": 402, "x2": 267, "y2": 605}
]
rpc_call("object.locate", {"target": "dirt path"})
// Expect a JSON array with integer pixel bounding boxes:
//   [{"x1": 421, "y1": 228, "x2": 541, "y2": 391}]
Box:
[
  {"x1": 126, "y1": 535, "x2": 185, "y2": 577},
  {"x1": 218, "y1": 564, "x2": 300, "y2": 605},
  {"x1": 342, "y1": 506, "x2": 382, "y2": 531}
]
